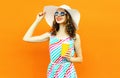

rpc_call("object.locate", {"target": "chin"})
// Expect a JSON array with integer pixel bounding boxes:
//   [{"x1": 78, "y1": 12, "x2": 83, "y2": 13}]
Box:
[{"x1": 56, "y1": 20, "x2": 65, "y2": 24}]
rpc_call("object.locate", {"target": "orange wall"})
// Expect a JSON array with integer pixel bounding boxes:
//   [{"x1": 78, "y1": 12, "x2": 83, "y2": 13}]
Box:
[{"x1": 0, "y1": 0, "x2": 120, "y2": 78}]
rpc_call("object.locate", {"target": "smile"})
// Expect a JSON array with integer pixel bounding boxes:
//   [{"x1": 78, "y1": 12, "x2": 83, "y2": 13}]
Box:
[{"x1": 56, "y1": 17, "x2": 63, "y2": 21}]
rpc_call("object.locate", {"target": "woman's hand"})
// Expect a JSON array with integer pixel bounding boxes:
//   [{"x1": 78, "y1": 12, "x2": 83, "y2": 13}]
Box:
[
  {"x1": 64, "y1": 51, "x2": 71, "y2": 62},
  {"x1": 36, "y1": 12, "x2": 46, "y2": 22}
]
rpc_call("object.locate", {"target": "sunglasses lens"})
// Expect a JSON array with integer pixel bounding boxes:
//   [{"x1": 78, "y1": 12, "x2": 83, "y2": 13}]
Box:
[
  {"x1": 60, "y1": 12, "x2": 65, "y2": 16},
  {"x1": 54, "y1": 12, "x2": 59, "y2": 16}
]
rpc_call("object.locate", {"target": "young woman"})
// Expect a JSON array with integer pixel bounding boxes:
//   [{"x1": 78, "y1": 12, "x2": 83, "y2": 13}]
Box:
[{"x1": 23, "y1": 4, "x2": 83, "y2": 78}]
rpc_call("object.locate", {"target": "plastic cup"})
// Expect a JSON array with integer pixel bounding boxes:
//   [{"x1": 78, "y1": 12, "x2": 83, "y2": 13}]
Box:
[{"x1": 61, "y1": 42, "x2": 70, "y2": 56}]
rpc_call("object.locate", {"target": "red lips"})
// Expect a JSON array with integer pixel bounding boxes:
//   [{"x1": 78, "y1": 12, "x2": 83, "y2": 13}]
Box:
[{"x1": 56, "y1": 17, "x2": 63, "y2": 21}]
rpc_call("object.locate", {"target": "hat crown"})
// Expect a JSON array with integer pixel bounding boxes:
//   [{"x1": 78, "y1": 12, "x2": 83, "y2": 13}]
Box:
[{"x1": 59, "y1": 5, "x2": 71, "y2": 10}]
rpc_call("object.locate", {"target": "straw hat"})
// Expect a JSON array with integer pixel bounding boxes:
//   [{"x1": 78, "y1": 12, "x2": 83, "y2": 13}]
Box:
[{"x1": 43, "y1": 4, "x2": 80, "y2": 29}]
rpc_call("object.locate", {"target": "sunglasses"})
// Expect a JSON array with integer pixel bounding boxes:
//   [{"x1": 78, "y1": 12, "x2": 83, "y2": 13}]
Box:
[{"x1": 54, "y1": 11, "x2": 67, "y2": 16}]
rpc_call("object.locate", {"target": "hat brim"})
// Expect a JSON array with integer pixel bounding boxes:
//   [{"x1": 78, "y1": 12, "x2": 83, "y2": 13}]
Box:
[{"x1": 43, "y1": 5, "x2": 80, "y2": 30}]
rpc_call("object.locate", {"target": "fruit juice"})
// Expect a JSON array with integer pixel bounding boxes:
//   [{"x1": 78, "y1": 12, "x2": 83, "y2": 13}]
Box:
[{"x1": 61, "y1": 42, "x2": 70, "y2": 56}]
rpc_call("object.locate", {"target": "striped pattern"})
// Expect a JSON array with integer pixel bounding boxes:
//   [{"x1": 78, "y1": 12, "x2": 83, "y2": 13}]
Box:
[{"x1": 47, "y1": 35, "x2": 77, "y2": 78}]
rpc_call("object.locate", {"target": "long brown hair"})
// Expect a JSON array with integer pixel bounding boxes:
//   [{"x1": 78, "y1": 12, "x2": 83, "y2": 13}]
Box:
[{"x1": 49, "y1": 9, "x2": 76, "y2": 39}]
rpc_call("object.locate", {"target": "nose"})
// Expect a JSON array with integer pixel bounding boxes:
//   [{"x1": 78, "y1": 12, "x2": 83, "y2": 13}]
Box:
[{"x1": 56, "y1": 13, "x2": 61, "y2": 17}]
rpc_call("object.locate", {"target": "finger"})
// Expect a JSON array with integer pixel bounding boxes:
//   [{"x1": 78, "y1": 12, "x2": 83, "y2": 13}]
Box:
[
  {"x1": 39, "y1": 13, "x2": 43, "y2": 16},
  {"x1": 67, "y1": 51, "x2": 71, "y2": 53},
  {"x1": 64, "y1": 53, "x2": 69, "y2": 56},
  {"x1": 65, "y1": 53, "x2": 70, "y2": 56},
  {"x1": 63, "y1": 55, "x2": 67, "y2": 58},
  {"x1": 43, "y1": 11, "x2": 46, "y2": 15},
  {"x1": 38, "y1": 12, "x2": 44, "y2": 16},
  {"x1": 66, "y1": 53, "x2": 70, "y2": 55},
  {"x1": 41, "y1": 11, "x2": 46, "y2": 15},
  {"x1": 64, "y1": 54, "x2": 70, "y2": 58},
  {"x1": 62, "y1": 54, "x2": 68, "y2": 57},
  {"x1": 65, "y1": 52, "x2": 70, "y2": 55},
  {"x1": 66, "y1": 51, "x2": 70, "y2": 53}
]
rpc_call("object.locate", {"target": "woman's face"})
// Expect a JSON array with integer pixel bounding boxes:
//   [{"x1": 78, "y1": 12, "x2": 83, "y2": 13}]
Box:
[{"x1": 54, "y1": 8, "x2": 67, "y2": 24}]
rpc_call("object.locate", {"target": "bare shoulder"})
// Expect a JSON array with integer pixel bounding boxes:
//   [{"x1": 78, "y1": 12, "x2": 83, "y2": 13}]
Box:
[
  {"x1": 76, "y1": 33, "x2": 80, "y2": 38},
  {"x1": 75, "y1": 33, "x2": 80, "y2": 41}
]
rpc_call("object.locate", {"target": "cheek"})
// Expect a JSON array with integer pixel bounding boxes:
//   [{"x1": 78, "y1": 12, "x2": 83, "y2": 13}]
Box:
[
  {"x1": 63, "y1": 17, "x2": 66, "y2": 21},
  {"x1": 60, "y1": 17, "x2": 66, "y2": 23},
  {"x1": 62, "y1": 17, "x2": 67, "y2": 24}
]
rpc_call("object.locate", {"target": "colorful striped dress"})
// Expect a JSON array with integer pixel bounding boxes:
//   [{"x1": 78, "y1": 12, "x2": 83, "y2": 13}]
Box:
[{"x1": 47, "y1": 35, "x2": 77, "y2": 78}]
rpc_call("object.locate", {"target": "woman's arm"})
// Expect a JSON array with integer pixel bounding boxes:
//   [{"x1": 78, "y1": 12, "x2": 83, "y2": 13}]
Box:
[
  {"x1": 64, "y1": 33, "x2": 83, "y2": 63},
  {"x1": 70, "y1": 33, "x2": 83, "y2": 63},
  {"x1": 23, "y1": 12, "x2": 50, "y2": 42}
]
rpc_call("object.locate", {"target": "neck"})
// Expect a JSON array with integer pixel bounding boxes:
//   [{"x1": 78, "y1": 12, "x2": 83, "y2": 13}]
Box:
[
  {"x1": 57, "y1": 24, "x2": 69, "y2": 36},
  {"x1": 59, "y1": 24, "x2": 66, "y2": 33}
]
